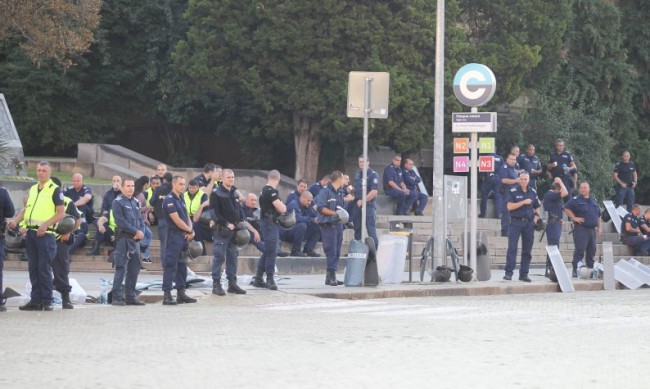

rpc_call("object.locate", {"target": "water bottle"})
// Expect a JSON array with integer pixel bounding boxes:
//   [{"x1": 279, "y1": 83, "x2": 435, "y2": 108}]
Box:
[
  {"x1": 25, "y1": 281, "x2": 32, "y2": 297},
  {"x1": 99, "y1": 278, "x2": 108, "y2": 305},
  {"x1": 592, "y1": 266, "x2": 598, "y2": 280}
]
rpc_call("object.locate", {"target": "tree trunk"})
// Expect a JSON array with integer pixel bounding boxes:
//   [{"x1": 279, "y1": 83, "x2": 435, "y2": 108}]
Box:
[{"x1": 293, "y1": 113, "x2": 321, "y2": 183}]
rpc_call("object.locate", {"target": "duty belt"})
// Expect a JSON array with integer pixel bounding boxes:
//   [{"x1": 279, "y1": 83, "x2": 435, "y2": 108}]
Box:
[{"x1": 510, "y1": 217, "x2": 530, "y2": 222}]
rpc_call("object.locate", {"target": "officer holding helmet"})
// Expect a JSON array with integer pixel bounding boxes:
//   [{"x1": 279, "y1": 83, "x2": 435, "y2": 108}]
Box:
[
  {"x1": 161, "y1": 176, "x2": 198, "y2": 305},
  {"x1": 503, "y1": 171, "x2": 541, "y2": 282},
  {"x1": 542, "y1": 177, "x2": 568, "y2": 277},
  {"x1": 316, "y1": 170, "x2": 346, "y2": 286},
  {"x1": 0, "y1": 185, "x2": 15, "y2": 313}
]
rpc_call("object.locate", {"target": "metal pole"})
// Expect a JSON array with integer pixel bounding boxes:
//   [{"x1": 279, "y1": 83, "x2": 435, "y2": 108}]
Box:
[
  {"x1": 361, "y1": 76, "x2": 372, "y2": 242},
  {"x1": 432, "y1": 0, "x2": 446, "y2": 269},
  {"x1": 470, "y1": 109, "x2": 478, "y2": 277}
]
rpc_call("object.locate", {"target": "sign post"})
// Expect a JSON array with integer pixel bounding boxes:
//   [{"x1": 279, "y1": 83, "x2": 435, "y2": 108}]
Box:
[{"x1": 452, "y1": 63, "x2": 497, "y2": 280}]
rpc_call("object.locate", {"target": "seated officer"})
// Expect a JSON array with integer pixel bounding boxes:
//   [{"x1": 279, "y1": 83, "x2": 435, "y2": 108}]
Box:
[
  {"x1": 621, "y1": 204, "x2": 650, "y2": 256},
  {"x1": 281, "y1": 191, "x2": 320, "y2": 257},
  {"x1": 402, "y1": 158, "x2": 428, "y2": 216},
  {"x1": 286, "y1": 179, "x2": 308, "y2": 206},
  {"x1": 184, "y1": 179, "x2": 211, "y2": 251},
  {"x1": 383, "y1": 155, "x2": 417, "y2": 215}
]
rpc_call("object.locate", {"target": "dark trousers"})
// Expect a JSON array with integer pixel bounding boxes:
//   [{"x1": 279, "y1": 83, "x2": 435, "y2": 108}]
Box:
[
  {"x1": 480, "y1": 178, "x2": 496, "y2": 217},
  {"x1": 25, "y1": 230, "x2": 56, "y2": 304},
  {"x1": 0, "y1": 239, "x2": 5, "y2": 303},
  {"x1": 412, "y1": 191, "x2": 428, "y2": 214},
  {"x1": 320, "y1": 223, "x2": 342, "y2": 271},
  {"x1": 212, "y1": 228, "x2": 239, "y2": 280},
  {"x1": 572, "y1": 225, "x2": 596, "y2": 268},
  {"x1": 505, "y1": 220, "x2": 534, "y2": 276},
  {"x1": 615, "y1": 187, "x2": 635, "y2": 212},
  {"x1": 157, "y1": 218, "x2": 168, "y2": 265},
  {"x1": 52, "y1": 240, "x2": 72, "y2": 293},
  {"x1": 192, "y1": 221, "x2": 213, "y2": 243},
  {"x1": 259, "y1": 220, "x2": 279, "y2": 276},
  {"x1": 112, "y1": 237, "x2": 141, "y2": 302},
  {"x1": 279, "y1": 221, "x2": 319, "y2": 252},
  {"x1": 384, "y1": 188, "x2": 417, "y2": 215},
  {"x1": 499, "y1": 191, "x2": 510, "y2": 235},
  {"x1": 162, "y1": 231, "x2": 188, "y2": 292},
  {"x1": 68, "y1": 230, "x2": 87, "y2": 252},
  {"x1": 351, "y1": 203, "x2": 378, "y2": 248},
  {"x1": 545, "y1": 222, "x2": 562, "y2": 267},
  {"x1": 623, "y1": 235, "x2": 650, "y2": 255}
]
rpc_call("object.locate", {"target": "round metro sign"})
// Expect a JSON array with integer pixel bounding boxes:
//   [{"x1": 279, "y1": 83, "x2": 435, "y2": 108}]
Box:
[{"x1": 453, "y1": 63, "x2": 496, "y2": 107}]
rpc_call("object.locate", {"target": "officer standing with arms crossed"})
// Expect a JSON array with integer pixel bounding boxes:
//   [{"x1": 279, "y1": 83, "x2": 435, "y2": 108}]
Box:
[
  {"x1": 563, "y1": 182, "x2": 601, "y2": 277},
  {"x1": 255, "y1": 170, "x2": 287, "y2": 290},
  {"x1": 316, "y1": 171, "x2": 345, "y2": 286},
  {"x1": 0, "y1": 185, "x2": 15, "y2": 313},
  {"x1": 9, "y1": 161, "x2": 65, "y2": 311},
  {"x1": 503, "y1": 172, "x2": 541, "y2": 282},
  {"x1": 542, "y1": 177, "x2": 568, "y2": 277},
  {"x1": 352, "y1": 156, "x2": 379, "y2": 248},
  {"x1": 161, "y1": 176, "x2": 198, "y2": 305},
  {"x1": 210, "y1": 169, "x2": 247, "y2": 295},
  {"x1": 613, "y1": 150, "x2": 638, "y2": 212},
  {"x1": 110, "y1": 178, "x2": 146, "y2": 306}
]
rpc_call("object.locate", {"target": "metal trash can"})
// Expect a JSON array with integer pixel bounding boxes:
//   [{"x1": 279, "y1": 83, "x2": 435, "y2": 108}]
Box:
[
  {"x1": 389, "y1": 220, "x2": 414, "y2": 281},
  {"x1": 462, "y1": 231, "x2": 491, "y2": 281}
]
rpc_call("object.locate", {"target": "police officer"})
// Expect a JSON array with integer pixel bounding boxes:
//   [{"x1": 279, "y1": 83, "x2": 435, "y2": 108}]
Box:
[
  {"x1": 209, "y1": 169, "x2": 247, "y2": 295},
  {"x1": 111, "y1": 178, "x2": 146, "y2": 306},
  {"x1": 383, "y1": 155, "x2": 417, "y2": 215},
  {"x1": 497, "y1": 153, "x2": 519, "y2": 236},
  {"x1": 620, "y1": 204, "x2": 650, "y2": 256},
  {"x1": 613, "y1": 151, "x2": 638, "y2": 212},
  {"x1": 282, "y1": 191, "x2": 320, "y2": 257},
  {"x1": 503, "y1": 172, "x2": 541, "y2": 282},
  {"x1": 542, "y1": 177, "x2": 568, "y2": 277},
  {"x1": 51, "y1": 176, "x2": 81, "y2": 309},
  {"x1": 518, "y1": 144, "x2": 543, "y2": 191},
  {"x1": 192, "y1": 163, "x2": 219, "y2": 195},
  {"x1": 185, "y1": 179, "x2": 211, "y2": 249},
  {"x1": 0, "y1": 185, "x2": 16, "y2": 313},
  {"x1": 402, "y1": 158, "x2": 428, "y2": 216},
  {"x1": 9, "y1": 161, "x2": 65, "y2": 311},
  {"x1": 548, "y1": 139, "x2": 577, "y2": 197},
  {"x1": 286, "y1": 179, "x2": 308, "y2": 206},
  {"x1": 87, "y1": 175, "x2": 121, "y2": 255},
  {"x1": 563, "y1": 182, "x2": 601, "y2": 277},
  {"x1": 308, "y1": 175, "x2": 330, "y2": 198},
  {"x1": 479, "y1": 150, "x2": 503, "y2": 218},
  {"x1": 316, "y1": 170, "x2": 345, "y2": 286},
  {"x1": 255, "y1": 170, "x2": 287, "y2": 290},
  {"x1": 150, "y1": 172, "x2": 173, "y2": 262},
  {"x1": 161, "y1": 176, "x2": 198, "y2": 305},
  {"x1": 352, "y1": 156, "x2": 379, "y2": 248},
  {"x1": 64, "y1": 173, "x2": 94, "y2": 224}
]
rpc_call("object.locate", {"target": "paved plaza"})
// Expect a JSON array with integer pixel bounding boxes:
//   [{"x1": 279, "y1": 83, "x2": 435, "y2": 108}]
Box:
[{"x1": 1, "y1": 268, "x2": 649, "y2": 389}]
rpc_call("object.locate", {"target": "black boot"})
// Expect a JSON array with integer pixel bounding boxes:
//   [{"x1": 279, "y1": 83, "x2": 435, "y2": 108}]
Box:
[
  {"x1": 266, "y1": 274, "x2": 278, "y2": 291},
  {"x1": 327, "y1": 270, "x2": 340, "y2": 286},
  {"x1": 61, "y1": 291, "x2": 74, "y2": 309},
  {"x1": 19, "y1": 300, "x2": 42, "y2": 311},
  {"x1": 252, "y1": 274, "x2": 267, "y2": 288},
  {"x1": 86, "y1": 240, "x2": 100, "y2": 256},
  {"x1": 212, "y1": 281, "x2": 226, "y2": 296},
  {"x1": 325, "y1": 271, "x2": 332, "y2": 286},
  {"x1": 227, "y1": 278, "x2": 247, "y2": 294},
  {"x1": 177, "y1": 289, "x2": 197, "y2": 304},
  {"x1": 162, "y1": 291, "x2": 177, "y2": 305}
]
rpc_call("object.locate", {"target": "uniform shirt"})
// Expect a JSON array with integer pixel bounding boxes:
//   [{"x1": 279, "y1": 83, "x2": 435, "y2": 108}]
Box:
[
  {"x1": 621, "y1": 213, "x2": 642, "y2": 238},
  {"x1": 287, "y1": 199, "x2": 317, "y2": 224},
  {"x1": 563, "y1": 195, "x2": 601, "y2": 228},
  {"x1": 548, "y1": 151, "x2": 574, "y2": 179},
  {"x1": 150, "y1": 182, "x2": 171, "y2": 219},
  {"x1": 260, "y1": 185, "x2": 281, "y2": 220},
  {"x1": 497, "y1": 164, "x2": 518, "y2": 190},
  {"x1": 507, "y1": 186, "x2": 540, "y2": 219},
  {"x1": 285, "y1": 190, "x2": 301, "y2": 206},
  {"x1": 308, "y1": 182, "x2": 325, "y2": 198},
  {"x1": 64, "y1": 185, "x2": 94, "y2": 222},
  {"x1": 543, "y1": 190, "x2": 563, "y2": 223},
  {"x1": 354, "y1": 168, "x2": 379, "y2": 202},
  {"x1": 315, "y1": 183, "x2": 343, "y2": 225},
  {"x1": 518, "y1": 154, "x2": 542, "y2": 180},
  {"x1": 193, "y1": 173, "x2": 210, "y2": 189},
  {"x1": 613, "y1": 161, "x2": 637, "y2": 187},
  {"x1": 101, "y1": 188, "x2": 121, "y2": 219},
  {"x1": 383, "y1": 164, "x2": 404, "y2": 190},
  {"x1": 402, "y1": 169, "x2": 422, "y2": 192},
  {"x1": 111, "y1": 194, "x2": 144, "y2": 237},
  {"x1": 241, "y1": 205, "x2": 261, "y2": 232},
  {"x1": 209, "y1": 184, "x2": 242, "y2": 227},
  {"x1": 163, "y1": 192, "x2": 190, "y2": 233},
  {"x1": 0, "y1": 187, "x2": 16, "y2": 232}
]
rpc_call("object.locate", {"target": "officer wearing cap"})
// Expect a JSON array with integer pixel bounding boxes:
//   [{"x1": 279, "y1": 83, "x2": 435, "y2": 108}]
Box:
[
  {"x1": 503, "y1": 171, "x2": 541, "y2": 282},
  {"x1": 161, "y1": 176, "x2": 198, "y2": 305},
  {"x1": 383, "y1": 155, "x2": 417, "y2": 215},
  {"x1": 542, "y1": 177, "x2": 568, "y2": 277},
  {"x1": 497, "y1": 153, "x2": 519, "y2": 236},
  {"x1": 111, "y1": 178, "x2": 146, "y2": 306},
  {"x1": 9, "y1": 161, "x2": 65, "y2": 311},
  {"x1": 518, "y1": 144, "x2": 543, "y2": 191},
  {"x1": 563, "y1": 182, "x2": 601, "y2": 277},
  {"x1": 548, "y1": 139, "x2": 577, "y2": 197},
  {"x1": 316, "y1": 170, "x2": 345, "y2": 286},
  {"x1": 352, "y1": 156, "x2": 379, "y2": 248},
  {"x1": 51, "y1": 176, "x2": 81, "y2": 309},
  {"x1": 613, "y1": 151, "x2": 638, "y2": 212},
  {"x1": 402, "y1": 158, "x2": 428, "y2": 216},
  {"x1": 479, "y1": 150, "x2": 503, "y2": 218},
  {"x1": 0, "y1": 185, "x2": 15, "y2": 313}
]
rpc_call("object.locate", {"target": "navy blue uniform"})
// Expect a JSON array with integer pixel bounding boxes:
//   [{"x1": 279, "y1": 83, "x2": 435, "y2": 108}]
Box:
[
  {"x1": 613, "y1": 161, "x2": 637, "y2": 211},
  {"x1": 563, "y1": 195, "x2": 601, "y2": 269},
  {"x1": 258, "y1": 184, "x2": 282, "y2": 277},
  {"x1": 517, "y1": 154, "x2": 542, "y2": 190},
  {"x1": 352, "y1": 168, "x2": 379, "y2": 247},
  {"x1": 505, "y1": 186, "x2": 540, "y2": 278},
  {"x1": 95, "y1": 188, "x2": 120, "y2": 248},
  {"x1": 210, "y1": 183, "x2": 244, "y2": 282},
  {"x1": 162, "y1": 192, "x2": 191, "y2": 292},
  {"x1": 316, "y1": 183, "x2": 344, "y2": 272},
  {"x1": 402, "y1": 168, "x2": 428, "y2": 215},
  {"x1": 497, "y1": 163, "x2": 518, "y2": 235},
  {"x1": 0, "y1": 187, "x2": 16, "y2": 308},
  {"x1": 479, "y1": 153, "x2": 503, "y2": 218},
  {"x1": 150, "y1": 183, "x2": 171, "y2": 261},
  {"x1": 52, "y1": 200, "x2": 80, "y2": 295},
  {"x1": 549, "y1": 151, "x2": 575, "y2": 194},
  {"x1": 242, "y1": 205, "x2": 265, "y2": 254},
  {"x1": 620, "y1": 213, "x2": 650, "y2": 255},
  {"x1": 193, "y1": 173, "x2": 210, "y2": 189},
  {"x1": 111, "y1": 194, "x2": 145, "y2": 303},
  {"x1": 64, "y1": 185, "x2": 94, "y2": 223},
  {"x1": 542, "y1": 189, "x2": 564, "y2": 268},
  {"x1": 383, "y1": 164, "x2": 417, "y2": 215},
  {"x1": 308, "y1": 182, "x2": 325, "y2": 198},
  {"x1": 282, "y1": 198, "x2": 319, "y2": 255}
]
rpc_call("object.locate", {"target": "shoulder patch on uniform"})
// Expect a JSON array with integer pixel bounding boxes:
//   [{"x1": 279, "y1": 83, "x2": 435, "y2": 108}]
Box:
[
  {"x1": 510, "y1": 187, "x2": 517, "y2": 192},
  {"x1": 166, "y1": 203, "x2": 174, "y2": 208}
]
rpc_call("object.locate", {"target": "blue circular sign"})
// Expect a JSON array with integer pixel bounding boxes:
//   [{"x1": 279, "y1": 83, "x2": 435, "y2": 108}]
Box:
[{"x1": 453, "y1": 63, "x2": 496, "y2": 107}]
